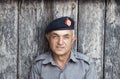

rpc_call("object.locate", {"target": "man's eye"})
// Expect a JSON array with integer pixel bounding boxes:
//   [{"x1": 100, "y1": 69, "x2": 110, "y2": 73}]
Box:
[
  {"x1": 52, "y1": 35, "x2": 58, "y2": 38},
  {"x1": 64, "y1": 36, "x2": 70, "y2": 39}
]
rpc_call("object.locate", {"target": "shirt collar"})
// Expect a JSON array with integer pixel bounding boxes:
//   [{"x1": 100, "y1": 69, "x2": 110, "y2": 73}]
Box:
[
  {"x1": 42, "y1": 51, "x2": 56, "y2": 65},
  {"x1": 42, "y1": 50, "x2": 78, "y2": 65},
  {"x1": 69, "y1": 50, "x2": 78, "y2": 63}
]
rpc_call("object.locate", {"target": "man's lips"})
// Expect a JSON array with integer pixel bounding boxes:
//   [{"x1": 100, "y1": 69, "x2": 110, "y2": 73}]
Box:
[{"x1": 56, "y1": 46, "x2": 65, "y2": 49}]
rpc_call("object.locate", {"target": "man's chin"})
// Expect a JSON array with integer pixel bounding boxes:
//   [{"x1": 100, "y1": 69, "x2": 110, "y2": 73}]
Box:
[{"x1": 53, "y1": 51, "x2": 66, "y2": 56}]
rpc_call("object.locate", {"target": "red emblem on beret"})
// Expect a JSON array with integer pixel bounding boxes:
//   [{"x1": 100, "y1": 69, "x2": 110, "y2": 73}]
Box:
[{"x1": 64, "y1": 18, "x2": 71, "y2": 26}]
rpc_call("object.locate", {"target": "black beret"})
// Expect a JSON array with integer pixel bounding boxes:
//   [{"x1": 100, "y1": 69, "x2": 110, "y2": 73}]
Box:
[{"x1": 45, "y1": 16, "x2": 74, "y2": 34}]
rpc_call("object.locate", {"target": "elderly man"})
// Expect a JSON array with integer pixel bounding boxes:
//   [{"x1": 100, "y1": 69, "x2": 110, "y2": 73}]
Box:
[{"x1": 30, "y1": 17, "x2": 97, "y2": 79}]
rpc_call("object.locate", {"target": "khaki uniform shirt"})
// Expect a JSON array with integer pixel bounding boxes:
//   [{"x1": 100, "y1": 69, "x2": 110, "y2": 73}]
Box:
[{"x1": 30, "y1": 51, "x2": 97, "y2": 79}]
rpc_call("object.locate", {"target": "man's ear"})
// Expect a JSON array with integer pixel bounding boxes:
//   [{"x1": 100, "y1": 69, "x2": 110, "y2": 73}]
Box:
[
  {"x1": 45, "y1": 34, "x2": 49, "y2": 41},
  {"x1": 72, "y1": 35, "x2": 77, "y2": 43}
]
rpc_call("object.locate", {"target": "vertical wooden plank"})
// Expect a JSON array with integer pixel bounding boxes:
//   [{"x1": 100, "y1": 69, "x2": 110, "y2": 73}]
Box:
[
  {"x1": 78, "y1": 0, "x2": 105, "y2": 79},
  {"x1": 36, "y1": 0, "x2": 53, "y2": 53},
  {"x1": 0, "y1": 1, "x2": 18, "y2": 79},
  {"x1": 50, "y1": 0, "x2": 78, "y2": 50},
  {"x1": 105, "y1": 0, "x2": 120, "y2": 79},
  {"x1": 18, "y1": 1, "x2": 38, "y2": 79}
]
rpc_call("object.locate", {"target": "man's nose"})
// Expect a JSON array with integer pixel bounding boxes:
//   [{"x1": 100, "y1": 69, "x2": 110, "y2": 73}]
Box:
[{"x1": 58, "y1": 37, "x2": 64, "y2": 45}]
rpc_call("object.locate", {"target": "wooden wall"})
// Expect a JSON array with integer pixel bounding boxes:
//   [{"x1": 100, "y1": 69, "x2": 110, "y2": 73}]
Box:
[{"x1": 0, "y1": 0, "x2": 120, "y2": 79}]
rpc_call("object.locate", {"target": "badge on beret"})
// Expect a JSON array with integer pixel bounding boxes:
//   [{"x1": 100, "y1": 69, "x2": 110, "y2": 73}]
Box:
[{"x1": 64, "y1": 18, "x2": 71, "y2": 26}]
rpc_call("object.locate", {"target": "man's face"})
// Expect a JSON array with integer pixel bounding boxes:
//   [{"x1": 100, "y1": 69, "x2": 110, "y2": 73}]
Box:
[{"x1": 46, "y1": 30, "x2": 76, "y2": 56}]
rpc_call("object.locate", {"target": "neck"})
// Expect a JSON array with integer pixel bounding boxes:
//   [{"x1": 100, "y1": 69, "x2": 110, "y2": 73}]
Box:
[{"x1": 53, "y1": 52, "x2": 70, "y2": 69}]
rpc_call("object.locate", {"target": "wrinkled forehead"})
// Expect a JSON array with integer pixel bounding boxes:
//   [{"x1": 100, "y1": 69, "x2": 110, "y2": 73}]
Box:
[{"x1": 48, "y1": 30, "x2": 74, "y2": 36}]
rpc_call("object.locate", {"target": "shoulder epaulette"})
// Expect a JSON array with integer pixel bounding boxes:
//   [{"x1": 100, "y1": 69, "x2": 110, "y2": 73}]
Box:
[
  {"x1": 75, "y1": 51, "x2": 94, "y2": 65},
  {"x1": 33, "y1": 53, "x2": 48, "y2": 64}
]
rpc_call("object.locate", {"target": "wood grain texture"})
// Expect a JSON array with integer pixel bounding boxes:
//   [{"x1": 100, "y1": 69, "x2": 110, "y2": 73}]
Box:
[
  {"x1": 18, "y1": 1, "x2": 38, "y2": 79},
  {"x1": 0, "y1": 0, "x2": 120, "y2": 79},
  {"x1": 78, "y1": 0, "x2": 105, "y2": 79},
  {"x1": 0, "y1": 2, "x2": 18, "y2": 79},
  {"x1": 36, "y1": 0, "x2": 53, "y2": 53},
  {"x1": 105, "y1": 0, "x2": 120, "y2": 79}
]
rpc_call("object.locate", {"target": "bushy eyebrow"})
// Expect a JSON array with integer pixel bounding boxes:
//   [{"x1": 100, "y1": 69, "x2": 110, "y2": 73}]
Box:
[
  {"x1": 52, "y1": 33, "x2": 58, "y2": 35},
  {"x1": 64, "y1": 34, "x2": 71, "y2": 36},
  {"x1": 50, "y1": 33, "x2": 72, "y2": 37}
]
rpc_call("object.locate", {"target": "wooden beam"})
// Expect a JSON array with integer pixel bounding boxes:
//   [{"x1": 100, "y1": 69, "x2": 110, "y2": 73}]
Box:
[
  {"x1": 105, "y1": 0, "x2": 120, "y2": 79},
  {"x1": 0, "y1": 1, "x2": 18, "y2": 79},
  {"x1": 18, "y1": 1, "x2": 38, "y2": 79},
  {"x1": 78, "y1": 0, "x2": 105, "y2": 79}
]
